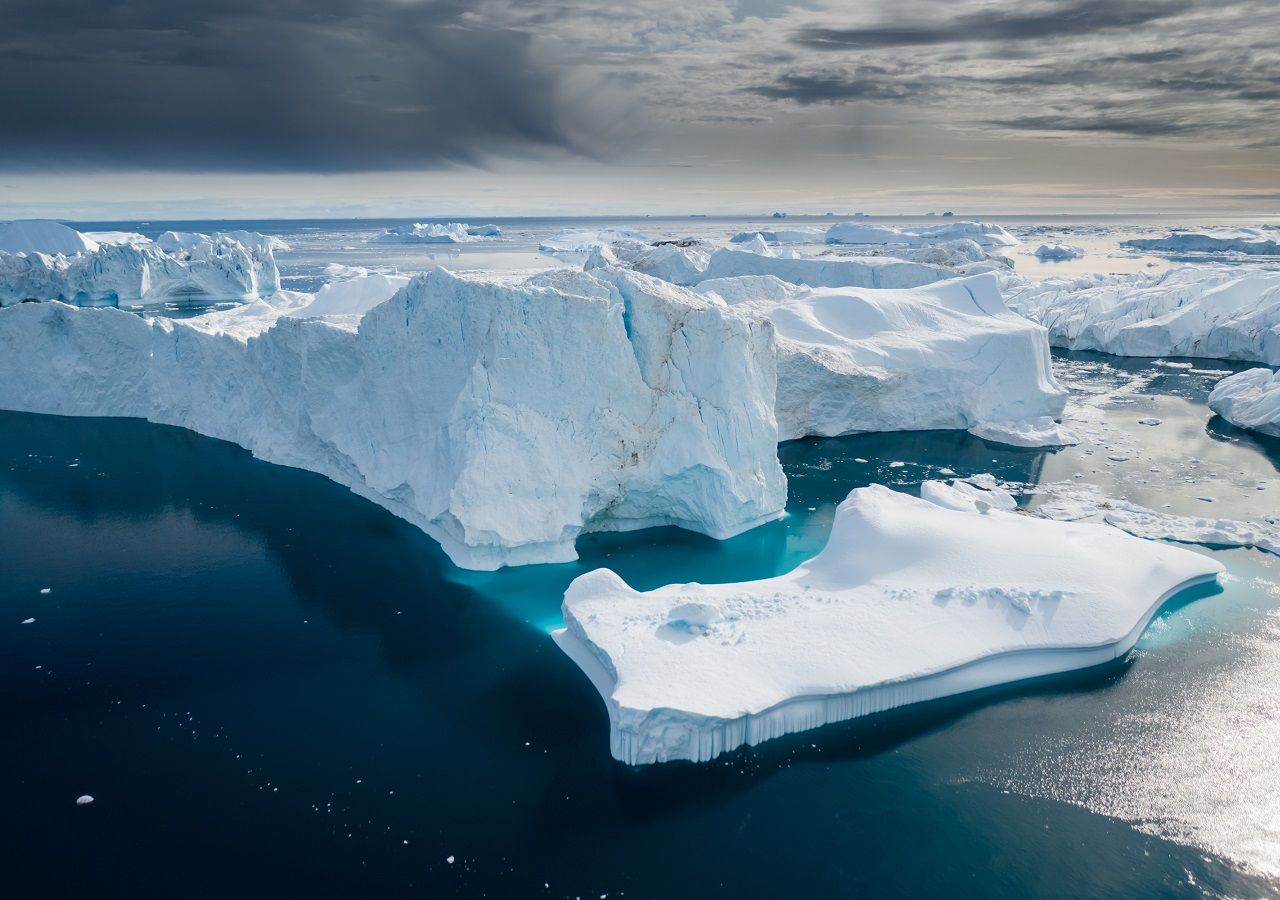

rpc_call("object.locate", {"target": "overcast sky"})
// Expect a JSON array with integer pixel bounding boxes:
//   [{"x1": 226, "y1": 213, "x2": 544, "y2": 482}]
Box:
[{"x1": 2, "y1": 0, "x2": 1278, "y2": 217}]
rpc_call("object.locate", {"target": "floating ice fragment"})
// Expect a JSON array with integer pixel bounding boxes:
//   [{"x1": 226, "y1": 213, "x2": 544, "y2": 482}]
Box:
[{"x1": 75, "y1": 795, "x2": 94, "y2": 806}]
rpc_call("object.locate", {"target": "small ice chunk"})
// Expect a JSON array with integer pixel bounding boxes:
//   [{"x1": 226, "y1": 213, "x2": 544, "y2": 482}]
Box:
[
  {"x1": 1137, "y1": 418, "x2": 1162, "y2": 426},
  {"x1": 76, "y1": 795, "x2": 94, "y2": 806}
]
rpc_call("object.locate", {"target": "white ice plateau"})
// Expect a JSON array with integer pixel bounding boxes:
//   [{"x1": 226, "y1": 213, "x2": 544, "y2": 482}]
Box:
[{"x1": 554, "y1": 481, "x2": 1222, "y2": 765}]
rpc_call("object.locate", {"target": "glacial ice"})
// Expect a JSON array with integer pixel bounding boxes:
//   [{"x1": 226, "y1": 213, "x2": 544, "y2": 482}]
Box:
[
  {"x1": 0, "y1": 220, "x2": 100, "y2": 255},
  {"x1": 1122, "y1": 229, "x2": 1280, "y2": 256},
  {"x1": 696, "y1": 272, "x2": 1068, "y2": 443},
  {"x1": 0, "y1": 267, "x2": 786, "y2": 570},
  {"x1": 825, "y1": 221, "x2": 1019, "y2": 249},
  {"x1": 1003, "y1": 266, "x2": 1280, "y2": 364},
  {"x1": 695, "y1": 247, "x2": 954, "y2": 289},
  {"x1": 539, "y1": 228, "x2": 653, "y2": 254},
  {"x1": 1209, "y1": 368, "x2": 1280, "y2": 437},
  {"x1": 729, "y1": 227, "x2": 827, "y2": 244},
  {"x1": 553, "y1": 483, "x2": 1221, "y2": 764},
  {"x1": 0, "y1": 226, "x2": 281, "y2": 308},
  {"x1": 1033, "y1": 243, "x2": 1085, "y2": 261},
  {"x1": 288, "y1": 272, "x2": 410, "y2": 319},
  {"x1": 368, "y1": 222, "x2": 501, "y2": 244}
]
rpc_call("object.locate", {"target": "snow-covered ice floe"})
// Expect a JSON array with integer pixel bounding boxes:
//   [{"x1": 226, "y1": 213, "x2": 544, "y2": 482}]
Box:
[
  {"x1": 1004, "y1": 266, "x2": 1280, "y2": 364},
  {"x1": 825, "y1": 220, "x2": 1018, "y2": 249},
  {"x1": 0, "y1": 222, "x2": 281, "y2": 308},
  {"x1": 1033, "y1": 243, "x2": 1085, "y2": 261},
  {"x1": 368, "y1": 222, "x2": 501, "y2": 244},
  {"x1": 1122, "y1": 228, "x2": 1280, "y2": 256},
  {"x1": 553, "y1": 482, "x2": 1222, "y2": 765},
  {"x1": 696, "y1": 272, "x2": 1069, "y2": 444},
  {"x1": 0, "y1": 267, "x2": 786, "y2": 569},
  {"x1": 1209, "y1": 368, "x2": 1280, "y2": 438}
]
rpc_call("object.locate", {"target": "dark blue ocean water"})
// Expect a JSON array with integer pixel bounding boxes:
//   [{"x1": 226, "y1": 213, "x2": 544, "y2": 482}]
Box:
[{"x1": 4, "y1": 347, "x2": 1280, "y2": 898}]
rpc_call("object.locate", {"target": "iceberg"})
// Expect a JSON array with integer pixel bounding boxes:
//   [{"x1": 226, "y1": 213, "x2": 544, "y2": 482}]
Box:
[
  {"x1": 697, "y1": 272, "x2": 1068, "y2": 443},
  {"x1": 584, "y1": 241, "x2": 710, "y2": 287},
  {"x1": 0, "y1": 225, "x2": 282, "y2": 308},
  {"x1": 539, "y1": 227, "x2": 653, "y2": 254},
  {"x1": 368, "y1": 222, "x2": 501, "y2": 244},
  {"x1": 1004, "y1": 267, "x2": 1280, "y2": 364},
  {"x1": 729, "y1": 227, "x2": 827, "y2": 244},
  {"x1": 0, "y1": 220, "x2": 100, "y2": 255},
  {"x1": 553, "y1": 483, "x2": 1222, "y2": 765},
  {"x1": 1209, "y1": 368, "x2": 1280, "y2": 438},
  {"x1": 696, "y1": 247, "x2": 954, "y2": 289},
  {"x1": 1033, "y1": 243, "x2": 1085, "y2": 261},
  {"x1": 288, "y1": 272, "x2": 411, "y2": 319},
  {"x1": 825, "y1": 220, "x2": 1018, "y2": 249},
  {"x1": 1122, "y1": 229, "x2": 1280, "y2": 256},
  {"x1": 0, "y1": 267, "x2": 786, "y2": 570}
]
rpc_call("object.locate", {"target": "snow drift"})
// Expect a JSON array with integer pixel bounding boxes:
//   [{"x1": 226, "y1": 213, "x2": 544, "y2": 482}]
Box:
[
  {"x1": 554, "y1": 482, "x2": 1221, "y2": 765},
  {"x1": 697, "y1": 272, "x2": 1069, "y2": 444},
  {"x1": 1004, "y1": 267, "x2": 1280, "y2": 364},
  {"x1": 0, "y1": 267, "x2": 787, "y2": 570},
  {"x1": 1209, "y1": 368, "x2": 1280, "y2": 437}
]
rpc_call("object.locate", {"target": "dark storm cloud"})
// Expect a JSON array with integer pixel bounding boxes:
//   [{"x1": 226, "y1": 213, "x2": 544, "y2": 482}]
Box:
[
  {"x1": 0, "y1": 0, "x2": 573, "y2": 171},
  {"x1": 793, "y1": 0, "x2": 1193, "y2": 49},
  {"x1": 749, "y1": 71, "x2": 930, "y2": 103}
]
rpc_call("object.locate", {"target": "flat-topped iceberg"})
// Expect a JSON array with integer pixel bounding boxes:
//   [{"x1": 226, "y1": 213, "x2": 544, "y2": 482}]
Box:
[
  {"x1": 0, "y1": 225, "x2": 281, "y2": 308},
  {"x1": 1209, "y1": 368, "x2": 1280, "y2": 437},
  {"x1": 1122, "y1": 229, "x2": 1280, "y2": 256},
  {"x1": 697, "y1": 272, "x2": 1068, "y2": 444},
  {"x1": 0, "y1": 267, "x2": 786, "y2": 570},
  {"x1": 1004, "y1": 267, "x2": 1280, "y2": 364},
  {"x1": 825, "y1": 220, "x2": 1018, "y2": 248},
  {"x1": 368, "y1": 222, "x2": 502, "y2": 244},
  {"x1": 729, "y1": 227, "x2": 826, "y2": 244},
  {"x1": 553, "y1": 483, "x2": 1222, "y2": 765},
  {"x1": 696, "y1": 247, "x2": 953, "y2": 290}
]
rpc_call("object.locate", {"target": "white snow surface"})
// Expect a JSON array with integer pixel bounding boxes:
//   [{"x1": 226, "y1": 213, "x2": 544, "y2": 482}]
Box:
[
  {"x1": 0, "y1": 221, "x2": 100, "y2": 255},
  {"x1": 825, "y1": 221, "x2": 1018, "y2": 248},
  {"x1": 1208, "y1": 368, "x2": 1280, "y2": 437},
  {"x1": 0, "y1": 226, "x2": 282, "y2": 307},
  {"x1": 553, "y1": 483, "x2": 1221, "y2": 765},
  {"x1": 289, "y1": 272, "x2": 411, "y2": 319},
  {"x1": 0, "y1": 267, "x2": 787, "y2": 570},
  {"x1": 1003, "y1": 266, "x2": 1280, "y2": 364},
  {"x1": 695, "y1": 247, "x2": 954, "y2": 290},
  {"x1": 697, "y1": 272, "x2": 1068, "y2": 443},
  {"x1": 368, "y1": 222, "x2": 501, "y2": 244},
  {"x1": 1033, "y1": 243, "x2": 1086, "y2": 261},
  {"x1": 1122, "y1": 229, "x2": 1280, "y2": 256}
]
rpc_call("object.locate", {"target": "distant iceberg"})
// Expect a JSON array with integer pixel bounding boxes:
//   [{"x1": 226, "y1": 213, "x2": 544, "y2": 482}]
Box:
[
  {"x1": 825, "y1": 220, "x2": 1018, "y2": 249},
  {"x1": 554, "y1": 482, "x2": 1221, "y2": 765},
  {"x1": 368, "y1": 222, "x2": 502, "y2": 244},
  {"x1": 0, "y1": 267, "x2": 786, "y2": 570},
  {"x1": 696, "y1": 272, "x2": 1068, "y2": 444},
  {"x1": 1004, "y1": 266, "x2": 1280, "y2": 364},
  {"x1": 1209, "y1": 368, "x2": 1280, "y2": 437},
  {"x1": 0, "y1": 224, "x2": 281, "y2": 308},
  {"x1": 539, "y1": 227, "x2": 654, "y2": 254},
  {"x1": 695, "y1": 247, "x2": 953, "y2": 289},
  {"x1": 1122, "y1": 229, "x2": 1280, "y2": 256},
  {"x1": 1033, "y1": 243, "x2": 1085, "y2": 261},
  {"x1": 729, "y1": 227, "x2": 826, "y2": 244}
]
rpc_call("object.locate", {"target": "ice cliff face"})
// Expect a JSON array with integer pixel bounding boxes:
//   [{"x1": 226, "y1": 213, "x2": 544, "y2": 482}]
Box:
[
  {"x1": 553, "y1": 482, "x2": 1222, "y2": 765},
  {"x1": 696, "y1": 272, "x2": 1068, "y2": 444},
  {"x1": 1004, "y1": 267, "x2": 1280, "y2": 364},
  {"x1": 0, "y1": 228, "x2": 281, "y2": 308},
  {"x1": 1209, "y1": 368, "x2": 1280, "y2": 437},
  {"x1": 0, "y1": 267, "x2": 786, "y2": 570}
]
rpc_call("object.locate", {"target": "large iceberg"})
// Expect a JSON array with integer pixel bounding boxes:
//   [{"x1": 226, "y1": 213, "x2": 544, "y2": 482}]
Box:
[
  {"x1": 825, "y1": 220, "x2": 1018, "y2": 249},
  {"x1": 0, "y1": 267, "x2": 786, "y2": 570},
  {"x1": 695, "y1": 247, "x2": 953, "y2": 289},
  {"x1": 1004, "y1": 267, "x2": 1280, "y2": 364},
  {"x1": 1209, "y1": 368, "x2": 1280, "y2": 437},
  {"x1": 697, "y1": 272, "x2": 1068, "y2": 443},
  {"x1": 0, "y1": 220, "x2": 101, "y2": 255},
  {"x1": 368, "y1": 222, "x2": 501, "y2": 244},
  {"x1": 0, "y1": 226, "x2": 281, "y2": 308},
  {"x1": 729, "y1": 227, "x2": 827, "y2": 244},
  {"x1": 553, "y1": 483, "x2": 1222, "y2": 765},
  {"x1": 1122, "y1": 229, "x2": 1280, "y2": 256}
]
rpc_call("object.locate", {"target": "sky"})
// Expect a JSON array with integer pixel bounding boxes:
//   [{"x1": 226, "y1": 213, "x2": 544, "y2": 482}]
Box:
[{"x1": 1, "y1": 0, "x2": 1278, "y2": 218}]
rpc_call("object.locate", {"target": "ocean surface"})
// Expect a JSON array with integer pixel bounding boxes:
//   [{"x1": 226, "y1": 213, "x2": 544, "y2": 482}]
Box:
[{"x1": 4, "y1": 217, "x2": 1280, "y2": 897}]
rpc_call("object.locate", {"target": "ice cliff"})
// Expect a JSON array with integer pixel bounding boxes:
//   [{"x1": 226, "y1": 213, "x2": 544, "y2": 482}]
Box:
[
  {"x1": 0, "y1": 267, "x2": 787, "y2": 570},
  {"x1": 1209, "y1": 368, "x2": 1280, "y2": 437},
  {"x1": 553, "y1": 482, "x2": 1222, "y2": 765}
]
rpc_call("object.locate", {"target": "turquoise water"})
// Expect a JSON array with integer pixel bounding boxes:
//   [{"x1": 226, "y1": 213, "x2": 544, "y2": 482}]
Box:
[{"x1": 3, "y1": 351, "x2": 1280, "y2": 897}]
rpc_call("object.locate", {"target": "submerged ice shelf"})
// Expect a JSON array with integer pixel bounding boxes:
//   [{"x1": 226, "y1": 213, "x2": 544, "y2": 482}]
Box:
[{"x1": 553, "y1": 482, "x2": 1222, "y2": 765}]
